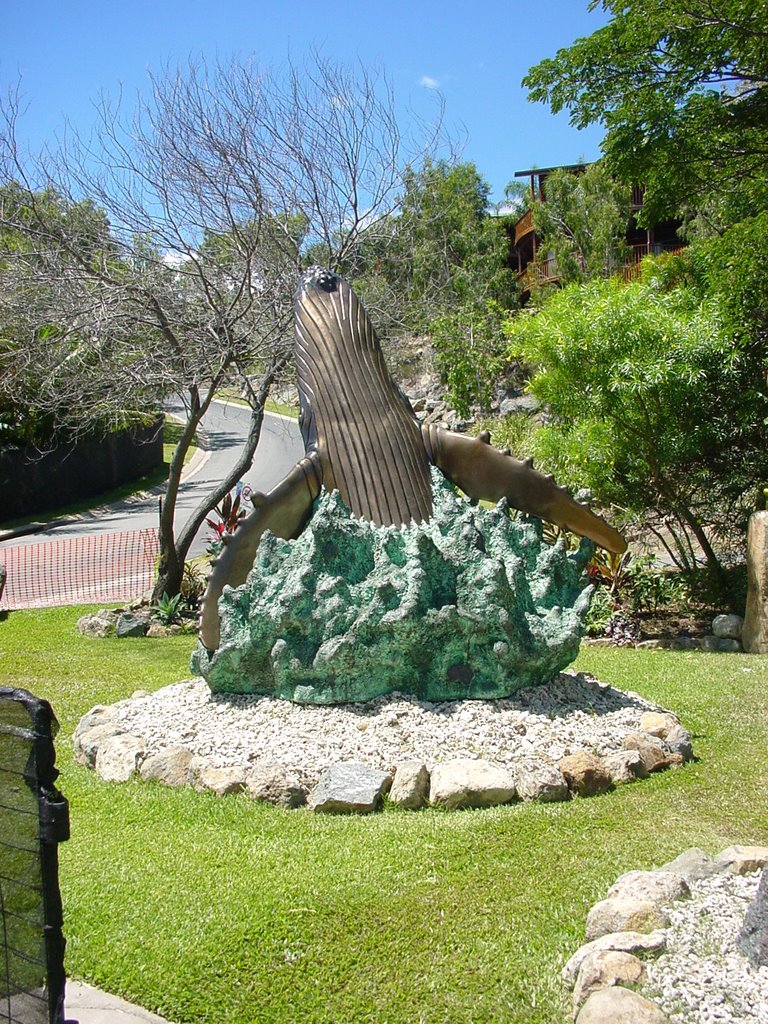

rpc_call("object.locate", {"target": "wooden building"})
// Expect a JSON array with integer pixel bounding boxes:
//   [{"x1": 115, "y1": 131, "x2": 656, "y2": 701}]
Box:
[{"x1": 510, "y1": 164, "x2": 683, "y2": 303}]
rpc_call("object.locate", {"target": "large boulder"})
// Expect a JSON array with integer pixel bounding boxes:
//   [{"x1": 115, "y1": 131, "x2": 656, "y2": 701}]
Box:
[
  {"x1": 576, "y1": 987, "x2": 669, "y2": 1023},
  {"x1": 429, "y1": 759, "x2": 517, "y2": 810},
  {"x1": 310, "y1": 762, "x2": 392, "y2": 814},
  {"x1": 389, "y1": 761, "x2": 430, "y2": 810}
]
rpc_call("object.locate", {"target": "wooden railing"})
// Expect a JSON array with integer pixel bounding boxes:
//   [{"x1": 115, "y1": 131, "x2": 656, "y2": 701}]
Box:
[
  {"x1": 518, "y1": 241, "x2": 684, "y2": 291},
  {"x1": 513, "y1": 208, "x2": 534, "y2": 245}
]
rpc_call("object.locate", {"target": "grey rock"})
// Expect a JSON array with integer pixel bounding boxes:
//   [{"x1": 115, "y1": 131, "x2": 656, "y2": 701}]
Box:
[
  {"x1": 669, "y1": 636, "x2": 699, "y2": 651},
  {"x1": 76, "y1": 613, "x2": 113, "y2": 639},
  {"x1": 247, "y1": 763, "x2": 307, "y2": 808},
  {"x1": 196, "y1": 765, "x2": 247, "y2": 797},
  {"x1": 515, "y1": 764, "x2": 569, "y2": 802},
  {"x1": 607, "y1": 870, "x2": 690, "y2": 905},
  {"x1": 603, "y1": 750, "x2": 645, "y2": 785},
  {"x1": 116, "y1": 612, "x2": 149, "y2": 638},
  {"x1": 743, "y1": 511, "x2": 768, "y2": 653},
  {"x1": 658, "y1": 847, "x2": 720, "y2": 882},
  {"x1": 576, "y1": 986, "x2": 669, "y2": 1023},
  {"x1": 738, "y1": 866, "x2": 768, "y2": 966},
  {"x1": 73, "y1": 705, "x2": 114, "y2": 747},
  {"x1": 714, "y1": 844, "x2": 768, "y2": 875},
  {"x1": 663, "y1": 725, "x2": 694, "y2": 761},
  {"x1": 310, "y1": 761, "x2": 392, "y2": 814},
  {"x1": 499, "y1": 393, "x2": 540, "y2": 417},
  {"x1": 563, "y1": 931, "x2": 668, "y2": 987},
  {"x1": 74, "y1": 722, "x2": 125, "y2": 768},
  {"x1": 139, "y1": 746, "x2": 194, "y2": 787},
  {"x1": 712, "y1": 613, "x2": 744, "y2": 640},
  {"x1": 389, "y1": 761, "x2": 430, "y2": 809},
  {"x1": 573, "y1": 950, "x2": 645, "y2": 1014},
  {"x1": 701, "y1": 634, "x2": 741, "y2": 652},
  {"x1": 558, "y1": 752, "x2": 612, "y2": 797},
  {"x1": 621, "y1": 733, "x2": 672, "y2": 774},
  {"x1": 585, "y1": 898, "x2": 670, "y2": 942},
  {"x1": 95, "y1": 733, "x2": 146, "y2": 782},
  {"x1": 429, "y1": 758, "x2": 517, "y2": 810}
]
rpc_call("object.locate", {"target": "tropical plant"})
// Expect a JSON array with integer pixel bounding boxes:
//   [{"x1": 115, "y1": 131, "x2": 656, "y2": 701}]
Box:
[
  {"x1": 150, "y1": 592, "x2": 186, "y2": 626},
  {"x1": 206, "y1": 483, "x2": 250, "y2": 556}
]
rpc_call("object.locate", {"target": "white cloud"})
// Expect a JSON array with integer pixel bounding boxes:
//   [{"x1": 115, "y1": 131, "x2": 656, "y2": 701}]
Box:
[{"x1": 419, "y1": 75, "x2": 440, "y2": 90}]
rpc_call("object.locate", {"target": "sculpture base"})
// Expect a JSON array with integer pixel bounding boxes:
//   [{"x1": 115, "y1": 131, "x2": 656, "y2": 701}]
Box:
[{"x1": 192, "y1": 470, "x2": 594, "y2": 703}]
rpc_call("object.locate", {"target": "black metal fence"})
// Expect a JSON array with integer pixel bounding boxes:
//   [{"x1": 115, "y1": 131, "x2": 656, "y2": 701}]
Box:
[{"x1": 0, "y1": 687, "x2": 69, "y2": 1024}]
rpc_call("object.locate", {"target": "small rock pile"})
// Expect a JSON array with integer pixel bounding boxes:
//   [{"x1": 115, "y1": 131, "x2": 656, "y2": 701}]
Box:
[
  {"x1": 566, "y1": 846, "x2": 768, "y2": 1023},
  {"x1": 77, "y1": 608, "x2": 190, "y2": 639},
  {"x1": 73, "y1": 671, "x2": 693, "y2": 812}
]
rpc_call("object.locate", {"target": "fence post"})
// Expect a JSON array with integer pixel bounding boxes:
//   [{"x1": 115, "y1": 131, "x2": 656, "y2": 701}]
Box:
[{"x1": 0, "y1": 686, "x2": 70, "y2": 1024}]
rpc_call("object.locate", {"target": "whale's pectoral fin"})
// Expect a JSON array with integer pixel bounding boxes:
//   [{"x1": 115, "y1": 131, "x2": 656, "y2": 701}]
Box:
[
  {"x1": 423, "y1": 425, "x2": 627, "y2": 555},
  {"x1": 198, "y1": 454, "x2": 323, "y2": 650}
]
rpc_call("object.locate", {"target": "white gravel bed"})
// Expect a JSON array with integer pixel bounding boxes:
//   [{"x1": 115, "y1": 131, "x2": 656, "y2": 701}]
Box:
[
  {"x1": 645, "y1": 872, "x2": 768, "y2": 1024},
  {"x1": 110, "y1": 670, "x2": 667, "y2": 787}
]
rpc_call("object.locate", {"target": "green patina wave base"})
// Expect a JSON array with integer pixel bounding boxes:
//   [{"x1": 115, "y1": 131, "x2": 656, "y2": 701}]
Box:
[{"x1": 192, "y1": 469, "x2": 595, "y2": 703}]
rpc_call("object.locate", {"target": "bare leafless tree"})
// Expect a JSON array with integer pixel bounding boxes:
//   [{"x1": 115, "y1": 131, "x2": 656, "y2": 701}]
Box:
[{"x1": 0, "y1": 55, "x2": 443, "y2": 598}]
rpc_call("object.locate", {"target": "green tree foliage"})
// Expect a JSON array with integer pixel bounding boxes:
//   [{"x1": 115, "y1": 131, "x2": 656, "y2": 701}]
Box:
[
  {"x1": 0, "y1": 183, "x2": 129, "y2": 447},
  {"x1": 429, "y1": 301, "x2": 507, "y2": 418},
  {"x1": 530, "y1": 162, "x2": 631, "y2": 292},
  {"x1": 504, "y1": 242, "x2": 768, "y2": 582},
  {"x1": 396, "y1": 159, "x2": 515, "y2": 328},
  {"x1": 523, "y1": 1, "x2": 768, "y2": 227},
  {"x1": 350, "y1": 159, "x2": 515, "y2": 333}
]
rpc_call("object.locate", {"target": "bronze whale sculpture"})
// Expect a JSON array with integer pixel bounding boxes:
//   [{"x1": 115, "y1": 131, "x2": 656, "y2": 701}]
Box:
[{"x1": 198, "y1": 267, "x2": 626, "y2": 650}]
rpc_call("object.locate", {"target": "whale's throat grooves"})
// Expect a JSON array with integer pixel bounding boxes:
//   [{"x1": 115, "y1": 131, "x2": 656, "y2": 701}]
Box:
[{"x1": 295, "y1": 272, "x2": 433, "y2": 528}]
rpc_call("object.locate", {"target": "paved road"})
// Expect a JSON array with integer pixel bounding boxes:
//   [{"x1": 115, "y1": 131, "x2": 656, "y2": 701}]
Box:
[{"x1": 1, "y1": 401, "x2": 304, "y2": 558}]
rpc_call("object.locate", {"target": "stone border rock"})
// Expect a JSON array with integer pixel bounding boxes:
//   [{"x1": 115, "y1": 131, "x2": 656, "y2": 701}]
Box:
[
  {"x1": 76, "y1": 609, "x2": 194, "y2": 639},
  {"x1": 565, "y1": 845, "x2": 768, "y2": 1022},
  {"x1": 73, "y1": 676, "x2": 695, "y2": 814}
]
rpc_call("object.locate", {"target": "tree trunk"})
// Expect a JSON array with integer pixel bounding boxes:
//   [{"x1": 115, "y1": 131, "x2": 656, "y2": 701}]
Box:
[{"x1": 152, "y1": 361, "x2": 286, "y2": 602}]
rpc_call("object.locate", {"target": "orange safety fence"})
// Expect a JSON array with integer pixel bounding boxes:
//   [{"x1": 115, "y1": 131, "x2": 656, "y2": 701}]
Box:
[{"x1": 0, "y1": 528, "x2": 160, "y2": 610}]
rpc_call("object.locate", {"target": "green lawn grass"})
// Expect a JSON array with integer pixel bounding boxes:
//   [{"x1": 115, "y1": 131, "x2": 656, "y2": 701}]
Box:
[{"x1": 1, "y1": 607, "x2": 766, "y2": 1023}]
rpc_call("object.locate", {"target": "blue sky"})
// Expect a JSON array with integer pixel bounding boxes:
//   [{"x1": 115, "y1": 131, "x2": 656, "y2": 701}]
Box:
[{"x1": 2, "y1": 0, "x2": 608, "y2": 205}]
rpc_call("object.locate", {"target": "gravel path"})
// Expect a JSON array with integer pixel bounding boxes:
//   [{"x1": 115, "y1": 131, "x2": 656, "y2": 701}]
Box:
[{"x1": 110, "y1": 669, "x2": 666, "y2": 787}]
